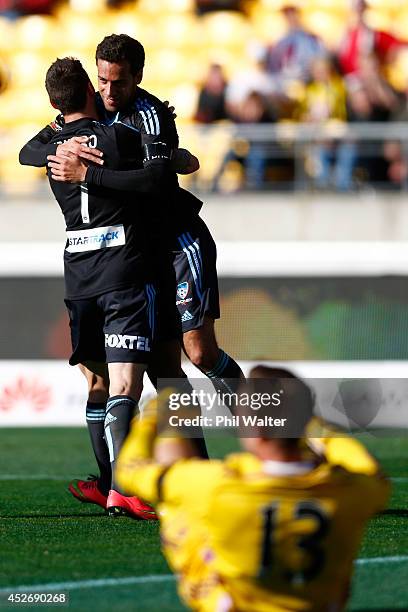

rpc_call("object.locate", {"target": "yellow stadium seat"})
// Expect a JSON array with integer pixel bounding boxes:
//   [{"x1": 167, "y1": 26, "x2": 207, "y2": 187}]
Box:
[
  {"x1": 69, "y1": 0, "x2": 106, "y2": 13},
  {"x1": 392, "y1": 10, "x2": 408, "y2": 40},
  {"x1": 0, "y1": 17, "x2": 14, "y2": 56},
  {"x1": 309, "y1": 0, "x2": 348, "y2": 9},
  {"x1": 166, "y1": 82, "x2": 199, "y2": 120},
  {"x1": 250, "y1": 10, "x2": 287, "y2": 44},
  {"x1": 156, "y1": 14, "x2": 200, "y2": 49},
  {"x1": 0, "y1": 89, "x2": 52, "y2": 129},
  {"x1": 200, "y1": 11, "x2": 252, "y2": 49},
  {"x1": 387, "y1": 47, "x2": 408, "y2": 90},
  {"x1": 198, "y1": 46, "x2": 254, "y2": 82},
  {"x1": 303, "y1": 11, "x2": 347, "y2": 48},
  {"x1": 137, "y1": 0, "x2": 194, "y2": 14},
  {"x1": 146, "y1": 49, "x2": 193, "y2": 85},
  {"x1": 368, "y1": 0, "x2": 404, "y2": 9},
  {"x1": 0, "y1": 124, "x2": 46, "y2": 194},
  {"x1": 258, "y1": 0, "x2": 306, "y2": 9},
  {"x1": 105, "y1": 12, "x2": 155, "y2": 47},
  {"x1": 62, "y1": 16, "x2": 109, "y2": 52},
  {"x1": 8, "y1": 52, "x2": 51, "y2": 90},
  {"x1": 14, "y1": 16, "x2": 60, "y2": 52},
  {"x1": 364, "y1": 8, "x2": 394, "y2": 31}
]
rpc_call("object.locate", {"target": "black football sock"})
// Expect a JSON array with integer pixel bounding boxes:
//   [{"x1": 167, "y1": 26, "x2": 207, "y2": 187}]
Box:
[
  {"x1": 104, "y1": 395, "x2": 137, "y2": 493},
  {"x1": 86, "y1": 401, "x2": 111, "y2": 496},
  {"x1": 147, "y1": 368, "x2": 209, "y2": 460},
  {"x1": 204, "y1": 350, "x2": 245, "y2": 412}
]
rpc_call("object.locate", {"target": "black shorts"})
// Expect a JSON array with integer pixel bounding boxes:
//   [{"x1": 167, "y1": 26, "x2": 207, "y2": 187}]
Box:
[
  {"x1": 65, "y1": 285, "x2": 156, "y2": 365},
  {"x1": 171, "y1": 216, "x2": 220, "y2": 333},
  {"x1": 154, "y1": 251, "x2": 182, "y2": 342}
]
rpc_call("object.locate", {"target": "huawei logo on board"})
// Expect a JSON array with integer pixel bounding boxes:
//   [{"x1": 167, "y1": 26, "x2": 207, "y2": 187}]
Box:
[{"x1": 0, "y1": 377, "x2": 51, "y2": 413}]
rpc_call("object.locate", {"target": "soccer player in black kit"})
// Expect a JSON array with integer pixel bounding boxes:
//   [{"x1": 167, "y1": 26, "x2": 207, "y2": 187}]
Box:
[
  {"x1": 20, "y1": 35, "x2": 244, "y2": 506},
  {"x1": 38, "y1": 57, "x2": 177, "y2": 518}
]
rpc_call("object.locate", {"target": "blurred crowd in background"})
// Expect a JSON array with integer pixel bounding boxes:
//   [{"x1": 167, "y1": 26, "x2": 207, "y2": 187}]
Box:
[{"x1": 1, "y1": 0, "x2": 408, "y2": 194}]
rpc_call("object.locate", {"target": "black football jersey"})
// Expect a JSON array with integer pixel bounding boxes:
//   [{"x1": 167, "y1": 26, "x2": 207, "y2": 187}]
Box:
[
  {"x1": 48, "y1": 117, "x2": 149, "y2": 299},
  {"x1": 95, "y1": 88, "x2": 203, "y2": 233}
]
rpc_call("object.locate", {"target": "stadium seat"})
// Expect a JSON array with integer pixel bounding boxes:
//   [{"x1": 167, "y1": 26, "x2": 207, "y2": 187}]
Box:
[
  {"x1": 107, "y1": 12, "x2": 154, "y2": 46},
  {"x1": 62, "y1": 15, "x2": 109, "y2": 52},
  {"x1": 249, "y1": 9, "x2": 287, "y2": 44},
  {"x1": 147, "y1": 49, "x2": 194, "y2": 85},
  {"x1": 8, "y1": 52, "x2": 51, "y2": 90},
  {"x1": 364, "y1": 7, "x2": 394, "y2": 31},
  {"x1": 391, "y1": 9, "x2": 408, "y2": 40},
  {"x1": 137, "y1": 0, "x2": 194, "y2": 15},
  {"x1": 167, "y1": 83, "x2": 199, "y2": 120},
  {"x1": 69, "y1": 0, "x2": 107, "y2": 13},
  {"x1": 155, "y1": 14, "x2": 200, "y2": 50},
  {"x1": 200, "y1": 11, "x2": 253, "y2": 50},
  {"x1": 14, "y1": 16, "x2": 60, "y2": 52},
  {"x1": 258, "y1": 0, "x2": 306, "y2": 9},
  {"x1": 303, "y1": 11, "x2": 347, "y2": 47},
  {"x1": 0, "y1": 17, "x2": 14, "y2": 57}
]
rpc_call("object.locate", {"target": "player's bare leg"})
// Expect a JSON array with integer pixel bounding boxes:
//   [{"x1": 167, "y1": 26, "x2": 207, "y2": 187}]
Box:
[
  {"x1": 105, "y1": 362, "x2": 157, "y2": 518},
  {"x1": 182, "y1": 316, "x2": 245, "y2": 405}
]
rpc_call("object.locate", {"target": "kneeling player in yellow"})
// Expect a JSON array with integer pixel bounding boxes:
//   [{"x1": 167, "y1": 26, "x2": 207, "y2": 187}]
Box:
[{"x1": 116, "y1": 368, "x2": 390, "y2": 612}]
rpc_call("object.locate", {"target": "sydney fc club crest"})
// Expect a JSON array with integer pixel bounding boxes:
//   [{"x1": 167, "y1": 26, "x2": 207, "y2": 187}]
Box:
[
  {"x1": 177, "y1": 282, "x2": 189, "y2": 300},
  {"x1": 176, "y1": 282, "x2": 193, "y2": 306}
]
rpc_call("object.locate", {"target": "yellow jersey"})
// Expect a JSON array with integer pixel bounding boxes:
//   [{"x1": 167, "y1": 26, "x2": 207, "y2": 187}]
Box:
[{"x1": 117, "y1": 401, "x2": 390, "y2": 612}]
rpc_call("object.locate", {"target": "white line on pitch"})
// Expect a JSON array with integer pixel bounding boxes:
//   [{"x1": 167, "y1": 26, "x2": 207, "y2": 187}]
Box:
[
  {"x1": 0, "y1": 575, "x2": 174, "y2": 593},
  {"x1": 355, "y1": 555, "x2": 408, "y2": 565},
  {"x1": 0, "y1": 475, "x2": 69, "y2": 481},
  {"x1": 1, "y1": 557, "x2": 407, "y2": 594},
  {"x1": 1, "y1": 475, "x2": 407, "y2": 483}
]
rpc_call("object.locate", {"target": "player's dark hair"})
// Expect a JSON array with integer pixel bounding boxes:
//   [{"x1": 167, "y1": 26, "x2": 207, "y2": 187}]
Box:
[
  {"x1": 45, "y1": 58, "x2": 90, "y2": 115},
  {"x1": 95, "y1": 34, "x2": 145, "y2": 75},
  {"x1": 240, "y1": 366, "x2": 314, "y2": 444}
]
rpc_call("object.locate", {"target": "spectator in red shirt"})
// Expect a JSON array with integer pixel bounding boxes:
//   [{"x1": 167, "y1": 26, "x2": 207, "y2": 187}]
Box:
[{"x1": 339, "y1": 0, "x2": 405, "y2": 76}]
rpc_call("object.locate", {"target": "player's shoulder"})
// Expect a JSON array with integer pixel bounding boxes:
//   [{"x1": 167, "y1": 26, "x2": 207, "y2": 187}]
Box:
[
  {"x1": 134, "y1": 86, "x2": 167, "y2": 112},
  {"x1": 224, "y1": 452, "x2": 263, "y2": 476},
  {"x1": 132, "y1": 87, "x2": 173, "y2": 136}
]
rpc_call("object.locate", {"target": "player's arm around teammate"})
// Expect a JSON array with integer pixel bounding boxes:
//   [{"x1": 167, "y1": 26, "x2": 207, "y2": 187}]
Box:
[{"x1": 39, "y1": 58, "x2": 163, "y2": 518}]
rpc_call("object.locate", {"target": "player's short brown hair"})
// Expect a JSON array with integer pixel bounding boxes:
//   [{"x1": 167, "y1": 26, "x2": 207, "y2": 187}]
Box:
[
  {"x1": 96, "y1": 34, "x2": 145, "y2": 75},
  {"x1": 45, "y1": 58, "x2": 90, "y2": 115},
  {"x1": 238, "y1": 366, "x2": 314, "y2": 442}
]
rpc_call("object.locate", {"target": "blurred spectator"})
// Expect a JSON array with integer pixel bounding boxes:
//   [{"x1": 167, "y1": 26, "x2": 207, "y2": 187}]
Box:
[
  {"x1": 348, "y1": 54, "x2": 400, "y2": 120},
  {"x1": 225, "y1": 45, "x2": 284, "y2": 121},
  {"x1": 195, "y1": 64, "x2": 228, "y2": 124},
  {"x1": 195, "y1": 0, "x2": 244, "y2": 15},
  {"x1": 300, "y1": 57, "x2": 347, "y2": 123},
  {"x1": 299, "y1": 57, "x2": 355, "y2": 191},
  {"x1": 264, "y1": 4, "x2": 326, "y2": 86},
  {"x1": 339, "y1": 0, "x2": 405, "y2": 76},
  {"x1": 381, "y1": 80, "x2": 408, "y2": 189},
  {"x1": 346, "y1": 70, "x2": 399, "y2": 187},
  {"x1": 0, "y1": 0, "x2": 55, "y2": 18},
  {"x1": 239, "y1": 91, "x2": 277, "y2": 190},
  {"x1": 214, "y1": 91, "x2": 278, "y2": 191},
  {"x1": 0, "y1": 58, "x2": 7, "y2": 94},
  {"x1": 383, "y1": 140, "x2": 408, "y2": 188}
]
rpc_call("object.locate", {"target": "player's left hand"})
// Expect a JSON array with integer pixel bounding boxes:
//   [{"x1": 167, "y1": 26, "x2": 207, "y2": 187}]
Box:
[
  {"x1": 163, "y1": 100, "x2": 177, "y2": 119},
  {"x1": 171, "y1": 148, "x2": 200, "y2": 174},
  {"x1": 47, "y1": 152, "x2": 92, "y2": 183},
  {"x1": 56, "y1": 136, "x2": 104, "y2": 163}
]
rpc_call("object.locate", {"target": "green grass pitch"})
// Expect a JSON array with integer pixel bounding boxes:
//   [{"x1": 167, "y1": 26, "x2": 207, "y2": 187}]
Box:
[{"x1": 0, "y1": 429, "x2": 407, "y2": 611}]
